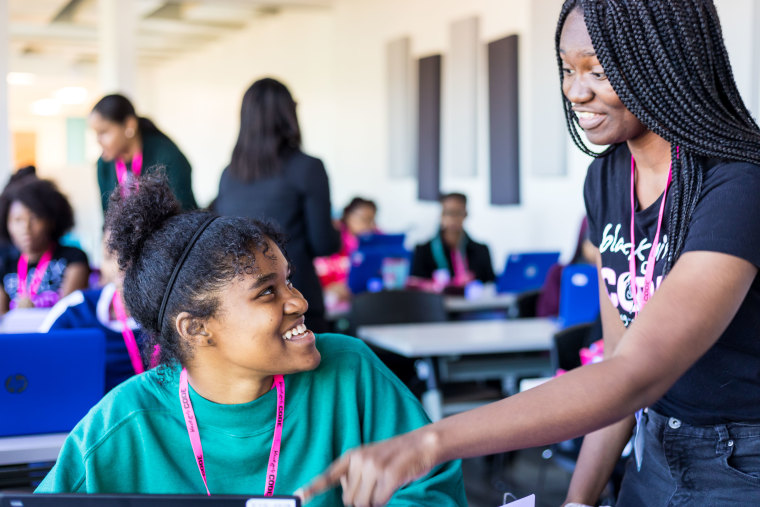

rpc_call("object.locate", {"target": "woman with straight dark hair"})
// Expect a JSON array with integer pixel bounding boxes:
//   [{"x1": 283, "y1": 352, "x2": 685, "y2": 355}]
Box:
[
  {"x1": 216, "y1": 78, "x2": 340, "y2": 332},
  {"x1": 301, "y1": 1, "x2": 760, "y2": 505},
  {"x1": 90, "y1": 94, "x2": 198, "y2": 213}
]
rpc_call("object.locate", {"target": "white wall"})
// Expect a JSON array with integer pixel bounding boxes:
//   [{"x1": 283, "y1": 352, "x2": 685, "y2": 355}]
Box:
[
  {"x1": 146, "y1": 0, "x2": 591, "y2": 273},
  {"x1": 11, "y1": 0, "x2": 758, "y2": 269}
]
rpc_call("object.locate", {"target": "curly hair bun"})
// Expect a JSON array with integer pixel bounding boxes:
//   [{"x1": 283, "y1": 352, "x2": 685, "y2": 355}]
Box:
[{"x1": 105, "y1": 169, "x2": 181, "y2": 270}]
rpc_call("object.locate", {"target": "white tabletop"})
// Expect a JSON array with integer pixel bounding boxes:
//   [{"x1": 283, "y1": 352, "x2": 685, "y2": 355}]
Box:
[
  {"x1": 357, "y1": 317, "x2": 558, "y2": 357},
  {"x1": 443, "y1": 292, "x2": 516, "y2": 313},
  {"x1": 0, "y1": 432, "x2": 67, "y2": 465}
]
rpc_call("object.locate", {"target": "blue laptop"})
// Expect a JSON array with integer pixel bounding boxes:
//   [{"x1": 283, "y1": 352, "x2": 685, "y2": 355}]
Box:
[
  {"x1": 0, "y1": 330, "x2": 106, "y2": 437},
  {"x1": 348, "y1": 233, "x2": 410, "y2": 294},
  {"x1": 496, "y1": 251, "x2": 561, "y2": 293}
]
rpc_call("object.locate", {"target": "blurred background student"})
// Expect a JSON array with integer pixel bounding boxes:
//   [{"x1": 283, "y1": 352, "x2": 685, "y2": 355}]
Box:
[
  {"x1": 0, "y1": 178, "x2": 89, "y2": 314},
  {"x1": 314, "y1": 197, "x2": 378, "y2": 310},
  {"x1": 40, "y1": 227, "x2": 146, "y2": 392},
  {"x1": 90, "y1": 93, "x2": 198, "y2": 213},
  {"x1": 410, "y1": 192, "x2": 495, "y2": 289},
  {"x1": 215, "y1": 77, "x2": 340, "y2": 332}
]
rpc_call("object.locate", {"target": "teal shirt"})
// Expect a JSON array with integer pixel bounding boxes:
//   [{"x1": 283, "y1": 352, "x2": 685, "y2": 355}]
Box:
[
  {"x1": 97, "y1": 130, "x2": 198, "y2": 213},
  {"x1": 36, "y1": 334, "x2": 466, "y2": 505}
]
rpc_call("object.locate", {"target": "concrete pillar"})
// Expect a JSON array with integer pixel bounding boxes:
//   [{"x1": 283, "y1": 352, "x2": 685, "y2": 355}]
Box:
[{"x1": 98, "y1": 0, "x2": 138, "y2": 97}]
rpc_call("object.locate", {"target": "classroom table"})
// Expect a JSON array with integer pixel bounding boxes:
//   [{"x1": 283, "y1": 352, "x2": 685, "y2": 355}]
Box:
[
  {"x1": 0, "y1": 433, "x2": 66, "y2": 466},
  {"x1": 357, "y1": 318, "x2": 558, "y2": 421}
]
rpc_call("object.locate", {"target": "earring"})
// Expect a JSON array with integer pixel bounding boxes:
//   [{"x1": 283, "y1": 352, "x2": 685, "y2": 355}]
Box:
[{"x1": 125, "y1": 127, "x2": 135, "y2": 138}]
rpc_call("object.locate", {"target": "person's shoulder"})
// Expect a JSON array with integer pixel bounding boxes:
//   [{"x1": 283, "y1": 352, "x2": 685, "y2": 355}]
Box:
[
  {"x1": 315, "y1": 333, "x2": 370, "y2": 355},
  {"x1": 54, "y1": 244, "x2": 88, "y2": 264},
  {"x1": 587, "y1": 143, "x2": 628, "y2": 177},
  {"x1": 284, "y1": 150, "x2": 324, "y2": 172},
  {"x1": 70, "y1": 368, "x2": 174, "y2": 451},
  {"x1": 700, "y1": 158, "x2": 760, "y2": 190}
]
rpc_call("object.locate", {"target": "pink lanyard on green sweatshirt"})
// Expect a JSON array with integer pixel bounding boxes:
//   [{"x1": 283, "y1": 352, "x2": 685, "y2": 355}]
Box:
[
  {"x1": 178, "y1": 368, "x2": 285, "y2": 496},
  {"x1": 111, "y1": 290, "x2": 144, "y2": 375}
]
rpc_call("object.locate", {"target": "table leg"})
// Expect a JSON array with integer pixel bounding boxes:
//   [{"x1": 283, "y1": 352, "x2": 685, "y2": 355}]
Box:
[{"x1": 415, "y1": 358, "x2": 443, "y2": 422}]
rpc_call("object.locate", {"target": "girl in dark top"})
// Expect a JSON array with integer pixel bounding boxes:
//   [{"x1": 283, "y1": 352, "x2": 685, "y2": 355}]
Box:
[
  {"x1": 0, "y1": 178, "x2": 89, "y2": 314},
  {"x1": 90, "y1": 94, "x2": 198, "y2": 213},
  {"x1": 216, "y1": 78, "x2": 340, "y2": 332},
  {"x1": 302, "y1": 2, "x2": 760, "y2": 505}
]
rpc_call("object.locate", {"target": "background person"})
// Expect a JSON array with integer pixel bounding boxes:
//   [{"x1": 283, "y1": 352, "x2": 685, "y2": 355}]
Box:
[
  {"x1": 0, "y1": 178, "x2": 89, "y2": 314},
  {"x1": 90, "y1": 93, "x2": 198, "y2": 213},
  {"x1": 215, "y1": 77, "x2": 341, "y2": 332}
]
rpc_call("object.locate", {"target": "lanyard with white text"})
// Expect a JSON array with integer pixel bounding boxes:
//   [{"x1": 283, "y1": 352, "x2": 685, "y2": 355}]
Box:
[
  {"x1": 628, "y1": 151, "x2": 675, "y2": 317},
  {"x1": 178, "y1": 368, "x2": 285, "y2": 496},
  {"x1": 115, "y1": 152, "x2": 143, "y2": 188},
  {"x1": 16, "y1": 248, "x2": 53, "y2": 300},
  {"x1": 111, "y1": 289, "x2": 144, "y2": 374}
]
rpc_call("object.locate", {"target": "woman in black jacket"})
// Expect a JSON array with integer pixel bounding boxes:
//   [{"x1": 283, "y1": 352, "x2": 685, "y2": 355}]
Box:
[{"x1": 215, "y1": 78, "x2": 340, "y2": 331}]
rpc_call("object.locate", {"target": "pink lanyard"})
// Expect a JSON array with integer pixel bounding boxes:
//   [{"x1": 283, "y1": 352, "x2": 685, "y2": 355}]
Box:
[
  {"x1": 178, "y1": 368, "x2": 285, "y2": 496},
  {"x1": 628, "y1": 149, "x2": 676, "y2": 316},
  {"x1": 16, "y1": 248, "x2": 53, "y2": 300},
  {"x1": 115, "y1": 152, "x2": 143, "y2": 187},
  {"x1": 450, "y1": 247, "x2": 470, "y2": 285},
  {"x1": 111, "y1": 290, "x2": 144, "y2": 374}
]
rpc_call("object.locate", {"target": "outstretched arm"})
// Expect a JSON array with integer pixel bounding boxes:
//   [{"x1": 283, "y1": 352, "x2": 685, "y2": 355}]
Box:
[{"x1": 300, "y1": 250, "x2": 757, "y2": 506}]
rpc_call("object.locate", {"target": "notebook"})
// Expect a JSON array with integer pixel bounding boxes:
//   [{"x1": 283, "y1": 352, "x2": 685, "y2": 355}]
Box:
[
  {"x1": 0, "y1": 494, "x2": 300, "y2": 507},
  {"x1": 0, "y1": 330, "x2": 106, "y2": 437}
]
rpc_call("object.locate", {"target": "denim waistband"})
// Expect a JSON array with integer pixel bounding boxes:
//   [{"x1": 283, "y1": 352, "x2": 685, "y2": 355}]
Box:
[{"x1": 646, "y1": 408, "x2": 760, "y2": 440}]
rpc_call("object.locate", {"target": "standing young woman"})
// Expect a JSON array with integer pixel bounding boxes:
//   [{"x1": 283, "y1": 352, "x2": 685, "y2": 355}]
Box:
[
  {"x1": 215, "y1": 78, "x2": 340, "y2": 332},
  {"x1": 302, "y1": 1, "x2": 760, "y2": 505},
  {"x1": 36, "y1": 174, "x2": 465, "y2": 505},
  {"x1": 90, "y1": 94, "x2": 198, "y2": 213}
]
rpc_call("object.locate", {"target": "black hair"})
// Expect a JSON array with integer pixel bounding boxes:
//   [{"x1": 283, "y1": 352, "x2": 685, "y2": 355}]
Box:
[
  {"x1": 0, "y1": 178, "x2": 75, "y2": 243},
  {"x1": 556, "y1": 0, "x2": 760, "y2": 275},
  {"x1": 341, "y1": 197, "x2": 377, "y2": 223},
  {"x1": 105, "y1": 172, "x2": 288, "y2": 368},
  {"x1": 439, "y1": 192, "x2": 467, "y2": 206},
  {"x1": 91, "y1": 93, "x2": 163, "y2": 138},
  {"x1": 229, "y1": 78, "x2": 302, "y2": 182}
]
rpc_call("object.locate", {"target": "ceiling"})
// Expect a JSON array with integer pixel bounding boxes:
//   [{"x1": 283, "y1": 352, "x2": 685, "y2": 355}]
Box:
[{"x1": 8, "y1": 0, "x2": 333, "y2": 75}]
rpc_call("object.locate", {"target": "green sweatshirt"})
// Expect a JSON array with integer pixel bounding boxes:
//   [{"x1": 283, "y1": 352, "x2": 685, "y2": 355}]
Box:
[
  {"x1": 36, "y1": 334, "x2": 466, "y2": 505},
  {"x1": 97, "y1": 130, "x2": 198, "y2": 213}
]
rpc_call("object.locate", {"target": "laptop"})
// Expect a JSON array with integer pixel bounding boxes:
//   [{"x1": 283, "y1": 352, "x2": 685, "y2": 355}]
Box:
[
  {"x1": 0, "y1": 494, "x2": 301, "y2": 507},
  {"x1": 0, "y1": 330, "x2": 106, "y2": 437},
  {"x1": 348, "y1": 233, "x2": 409, "y2": 294},
  {"x1": 496, "y1": 252, "x2": 561, "y2": 293}
]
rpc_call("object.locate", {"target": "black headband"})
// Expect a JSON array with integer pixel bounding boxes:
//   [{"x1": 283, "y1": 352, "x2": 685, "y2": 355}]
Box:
[{"x1": 157, "y1": 215, "x2": 219, "y2": 328}]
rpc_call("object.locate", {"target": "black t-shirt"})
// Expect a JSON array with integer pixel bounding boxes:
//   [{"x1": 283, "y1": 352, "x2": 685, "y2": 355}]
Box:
[
  {"x1": 585, "y1": 143, "x2": 760, "y2": 425},
  {"x1": 0, "y1": 243, "x2": 89, "y2": 309}
]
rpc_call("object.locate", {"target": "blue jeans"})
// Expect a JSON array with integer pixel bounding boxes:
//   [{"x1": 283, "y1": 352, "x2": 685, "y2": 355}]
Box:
[{"x1": 616, "y1": 409, "x2": 760, "y2": 506}]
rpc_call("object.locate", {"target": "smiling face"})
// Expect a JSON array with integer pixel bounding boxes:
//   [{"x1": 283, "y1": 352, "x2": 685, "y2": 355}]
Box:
[
  {"x1": 559, "y1": 8, "x2": 648, "y2": 146},
  {"x1": 200, "y1": 239, "x2": 321, "y2": 378}
]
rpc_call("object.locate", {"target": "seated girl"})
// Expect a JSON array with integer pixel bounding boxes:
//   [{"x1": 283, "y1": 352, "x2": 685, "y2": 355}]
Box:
[
  {"x1": 0, "y1": 178, "x2": 89, "y2": 314},
  {"x1": 313, "y1": 197, "x2": 377, "y2": 309},
  {"x1": 36, "y1": 174, "x2": 465, "y2": 505},
  {"x1": 40, "y1": 229, "x2": 148, "y2": 392}
]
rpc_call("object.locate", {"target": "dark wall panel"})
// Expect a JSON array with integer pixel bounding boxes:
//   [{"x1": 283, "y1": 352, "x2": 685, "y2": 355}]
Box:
[
  {"x1": 488, "y1": 35, "x2": 520, "y2": 205},
  {"x1": 417, "y1": 54, "x2": 442, "y2": 201}
]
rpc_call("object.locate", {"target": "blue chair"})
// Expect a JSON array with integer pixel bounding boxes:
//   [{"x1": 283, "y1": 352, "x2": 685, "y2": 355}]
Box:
[
  {"x1": 558, "y1": 263, "x2": 600, "y2": 328},
  {"x1": 496, "y1": 252, "x2": 560, "y2": 293}
]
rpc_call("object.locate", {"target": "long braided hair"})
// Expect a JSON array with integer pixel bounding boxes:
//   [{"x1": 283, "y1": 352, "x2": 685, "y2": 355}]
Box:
[{"x1": 556, "y1": 0, "x2": 760, "y2": 275}]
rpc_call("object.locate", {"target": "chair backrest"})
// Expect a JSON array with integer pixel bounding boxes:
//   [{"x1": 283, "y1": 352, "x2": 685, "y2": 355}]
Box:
[
  {"x1": 349, "y1": 290, "x2": 448, "y2": 329},
  {"x1": 496, "y1": 252, "x2": 560, "y2": 293},
  {"x1": 558, "y1": 263, "x2": 600, "y2": 328},
  {"x1": 551, "y1": 322, "x2": 594, "y2": 372},
  {"x1": 347, "y1": 233, "x2": 410, "y2": 294}
]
